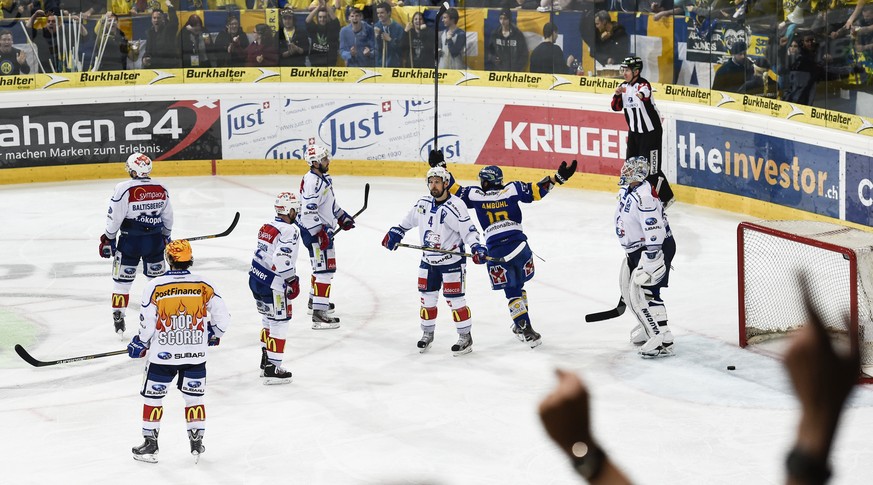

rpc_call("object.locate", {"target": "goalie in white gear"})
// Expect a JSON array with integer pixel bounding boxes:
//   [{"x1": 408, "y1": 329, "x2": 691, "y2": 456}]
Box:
[
  {"x1": 99, "y1": 152, "x2": 174, "y2": 337},
  {"x1": 248, "y1": 192, "x2": 302, "y2": 384},
  {"x1": 614, "y1": 156, "x2": 677, "y2": 358}
]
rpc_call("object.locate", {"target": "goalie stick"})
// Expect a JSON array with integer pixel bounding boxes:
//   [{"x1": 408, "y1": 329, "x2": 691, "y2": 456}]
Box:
[
  {"x1": 397, "y1": 243, "x2": 505, "y2": 262},
  {"x1": 179, "y1": 212, "x2": 240, "y2": 242},
  {"x1": 14, "y1": 344, "x2": 127, "y2": 367},
  {"x1": 585, "y1": 297, "x2": 627, "y2": 323}
]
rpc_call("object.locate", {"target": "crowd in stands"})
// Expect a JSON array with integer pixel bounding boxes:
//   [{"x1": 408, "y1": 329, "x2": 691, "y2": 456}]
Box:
[{"x1": 1, "y1": 0, "x2": 872, "y2": 113}]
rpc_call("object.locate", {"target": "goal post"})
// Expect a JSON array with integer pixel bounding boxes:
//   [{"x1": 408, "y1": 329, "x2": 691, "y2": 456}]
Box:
[{"x1": 737, "y1": 220, "x2": 873, "y2": 383}]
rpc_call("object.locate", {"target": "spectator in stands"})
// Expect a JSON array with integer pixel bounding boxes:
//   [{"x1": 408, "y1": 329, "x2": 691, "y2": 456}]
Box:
[
  {"x1": 487, "y1": 8, "x2": 528, "y2": 72},
  {"x1": 339, "y1": 6, "x2": 375, "y2": 67},
  {"x1": 711, "y1": 40, "x2": 763, "y2": 93},
  {"x1": 373, "y1": 2, "x2": 403, "y2": 67},
  {"x1": 278, "y1": 7, "x2": 309, "y2": 67},
  {"x1": 26, "y1": 10, "x2": 59, "y2": 72},
  {"x1": 143, "y1": 1, "x2": 180, "y2": 69},
  {"x1": 537, "y1": 0, "x2": 574, "y2": 12},
  {"x1": 539, "y1": 286, "x2": 861, "y2": 485},
  {"x1": 79, "y1": 0, "x2": 106, "y2": 22},
  {"x1": 438, "y1": 6, "x2": 465, "y2": 69},
  {"x1": 653, "y1": 0, "x2": 683, "y2": 21},
  {"x1": 246, "y1": 23, "x2": 278, "y2": 67},
  {"x1": 400, "y1": 10, "x2": 434, "y2": 68},
  {"x1": 93, "y1": 12, "x2": 134, "y2": 71},
  {"x1": 306, "y1": 0, "x2": 340, "y2": 67},
  {"x1": 178, "y1": 13, "x2": 213, "y2": 68},
  {"x1": 0, "y1": 28, "x2": 30, "y2": 75},
  {"x1": 529, "y1": 22, "x2": 568, "y2": 74},
  {"x1": 213, "y1": 14, "x2": 250, "y2": 67},
  {"x1": 591, "y1": 10, "x2": 628, "y2": 67}
]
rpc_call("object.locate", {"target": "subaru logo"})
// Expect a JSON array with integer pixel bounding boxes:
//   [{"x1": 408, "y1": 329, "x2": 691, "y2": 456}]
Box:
[
  {"x1": 306, "y1": 203, "x2": 317, "y2": 210},
  {"x1": 264, "y1": 138, "x2": 309, "y2": 160},
  {"x1": 151, "y1": 384, "x2": 167, "y2": 391},
  {"x1": 226, "y1": 102, "x2": 268, "y2": 140},
  {"x1": 645, "y1": 217, "x2": 657, "y2": 225},
  {"x1": 318, "y1": 103, "x2": 385, "y2": 155},
  {"x1": 187, "y1": 381, "x2": 202, "y2": 388},
  {"x1": 157, "y1": 352, "x2": 172, "y2": 360}
]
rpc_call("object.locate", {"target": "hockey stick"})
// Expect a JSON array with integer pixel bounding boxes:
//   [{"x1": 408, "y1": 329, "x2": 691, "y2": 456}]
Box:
[
  {"x1": 351, "y1": 183, "x2": 370, "y2": 219},
  {"x1": 397, "y1": 243, "x2": 505, "y2": 262},
  {"x1": 179, "y1": 212, "x2": 241, "y2": 242},
  {"x1": 585, "y1": 297, "x2": 627, "y2": 322},
  {"x1": 433, "y1": 1, "x2": 450, "y2": 145},
  {"x1": 14, "y1": 344, "x2": 127, "y2": 367}
]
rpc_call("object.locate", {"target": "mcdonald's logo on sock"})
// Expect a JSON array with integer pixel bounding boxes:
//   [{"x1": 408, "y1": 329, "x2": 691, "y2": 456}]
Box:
[
  {"x1": 143, "y1": 404, "x2": 163, "y2": 422},
  {"x1": 185, "y1": 405, "x2": 206, "y2": 422}
]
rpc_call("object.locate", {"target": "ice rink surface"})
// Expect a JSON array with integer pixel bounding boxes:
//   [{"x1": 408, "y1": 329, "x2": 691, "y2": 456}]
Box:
[{"x1": 1, "y1": 174, "x2": 872, "y2": 485}]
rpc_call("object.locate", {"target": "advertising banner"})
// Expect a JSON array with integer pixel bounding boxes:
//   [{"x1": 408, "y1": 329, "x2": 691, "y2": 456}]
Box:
[
  {"x1": 845, "y1": 152, "x2": 873, "y2": 226},
  {"x1": 675, "y1": 121, "x2": 840, "y2": 217},
  {"x1": 0, "y1": 100, "x2": 221, "y2": 168},
  {"x1": 476, "y1": 105, "x2": 628, "y2": 174},
  {"x1": 221, "y1": 96, "x2": 503, "y2": 166}
]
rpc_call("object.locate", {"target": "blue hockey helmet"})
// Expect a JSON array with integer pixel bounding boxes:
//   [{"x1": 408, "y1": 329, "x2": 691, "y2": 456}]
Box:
[{"x1": 479, "y1": 165, "x2": 503, "y2": 190}]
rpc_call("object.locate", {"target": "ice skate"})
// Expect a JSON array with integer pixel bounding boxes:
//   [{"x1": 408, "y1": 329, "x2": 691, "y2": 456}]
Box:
[
  {"x1": 638, "y1": 331, "x2": 674, "y2": 358},
  {"x1": 132, "y1": 430, "x2": 159, "y2": 463},
  {"x1": 188, "y1": 429, "x2": 205, "y2": 463},
  {"x1": 259, "y1": 347, "x2": 267, "y2": 377},
  {"x1": 512, "y1": 321, "x2": 542, "y2": 348},
  {"x1": 307, "y1": 298, "x2": 335, "y2": 315},
  {"x1": 451, "y1": 333, "x2": 473, "y2": 356},
  {"x1": 263, "y1": 362, "x2": 293, "y2": 385},
  {"x1": 417, "y1": 331, "x2": 434, "y2": 353},
  {"x1": 311, "y1": 309, "x2": 340, "y2": 330},
  {"x1": 113, "y1": 310, "x2": 125, "y2": 337}
]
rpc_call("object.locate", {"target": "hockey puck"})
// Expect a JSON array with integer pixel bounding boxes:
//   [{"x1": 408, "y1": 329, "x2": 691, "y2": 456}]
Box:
[{"x1": 727, "y1": 365, "x2": 736, "y2": 371}]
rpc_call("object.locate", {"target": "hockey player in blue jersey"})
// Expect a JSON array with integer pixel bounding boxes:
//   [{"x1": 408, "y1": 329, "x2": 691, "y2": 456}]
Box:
[{"x1": 445, "y1": 157, "x2": 577, "y2": 347}]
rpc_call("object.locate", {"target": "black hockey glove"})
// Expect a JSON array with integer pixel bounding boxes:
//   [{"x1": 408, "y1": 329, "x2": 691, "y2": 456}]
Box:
[
  {"x1": 428, "y1": 149, "x2": 446, "y2": 168},
  {"x1": 555, "y1": 160, "x2": 578, "y2": 184}
]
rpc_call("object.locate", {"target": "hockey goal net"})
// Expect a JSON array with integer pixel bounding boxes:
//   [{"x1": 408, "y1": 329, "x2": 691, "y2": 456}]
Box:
[{"x1": 738, "y1": 220, "x2": 873, "y2": 382}]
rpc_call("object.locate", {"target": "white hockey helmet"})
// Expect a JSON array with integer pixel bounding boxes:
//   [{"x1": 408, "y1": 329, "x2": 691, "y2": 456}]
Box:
[
  {"x1": 426, "y1": 166, "x2": 450, "y2": 185},
  {"x1": 126, "y1": 152, "x2": 153, "y2": 178},
  {"x1": 618, "y1": 156, "x2": 649, "y2": 186},
  {"x1": 275, "y1": 191, "x2": 301, "y2": 216},
  {"x1": 305, "y1": 144, "x2": 330, "y2": 168}
]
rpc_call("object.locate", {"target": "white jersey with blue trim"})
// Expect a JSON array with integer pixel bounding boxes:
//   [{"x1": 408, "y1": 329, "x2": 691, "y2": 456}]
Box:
[
  {"x1": 615, "y1": 180, "x2": 671, "y2": 253},
  {"x1": 397, "y1": 194, "x2": 481, "y2": 266},
  {"x1": 105, "y1": 177, "x2": 174, "y2": 238},
  {"x1": 249, "y1": 217, "x2": 301, "y2": 291},
  {"x1": 138, "y1": 270, "x2": 230, "y2": 366},
  {"x1": 299, "y1": 170, "x2": 343, "y2": 236}
]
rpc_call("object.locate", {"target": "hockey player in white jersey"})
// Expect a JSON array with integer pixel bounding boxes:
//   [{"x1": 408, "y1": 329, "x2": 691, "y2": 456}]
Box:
[
  {"x1": 381, "y1": 166, "x2": 487, "y2": 355},
  {"x1": 100, "y1": 152, "x2": 174, "y2": 337},
  {"x1": 614, "y1": 156, "x2": 677, "y2": 358},
  {"x1": 126, "y1": 239, "x2": 230, "y2": 463},
  {"x1": 248, "y1": 192, "x2": 301, "y2": 384},
  {"x1": 298, "y1": 144, "x2": 356, "y2": 329}
]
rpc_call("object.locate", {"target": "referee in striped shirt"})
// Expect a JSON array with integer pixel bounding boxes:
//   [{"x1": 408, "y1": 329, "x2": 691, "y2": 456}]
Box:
[{"x1": 611, "y1": 55, "x2": 675, "y2": 208}]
